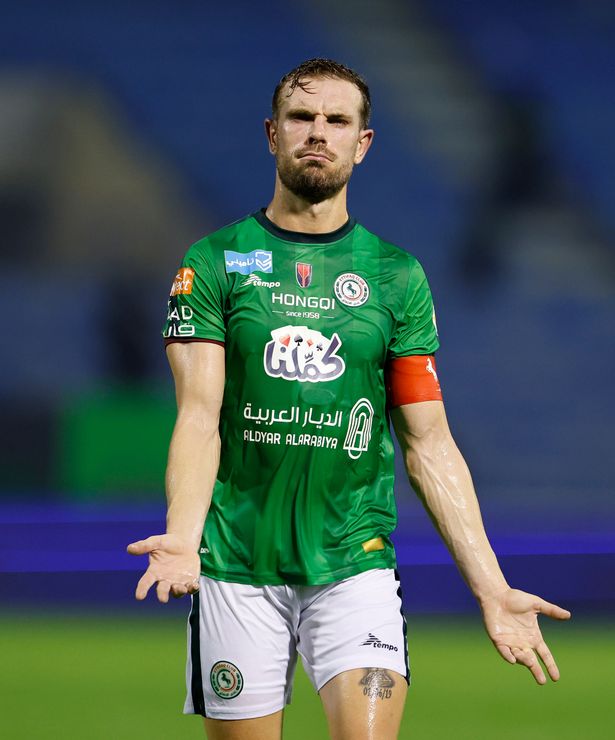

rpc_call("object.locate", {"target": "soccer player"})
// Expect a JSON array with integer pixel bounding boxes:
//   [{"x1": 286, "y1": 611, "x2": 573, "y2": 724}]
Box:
[{"x1": 128, "y1": 59, "x2": 570, "y2": 740}]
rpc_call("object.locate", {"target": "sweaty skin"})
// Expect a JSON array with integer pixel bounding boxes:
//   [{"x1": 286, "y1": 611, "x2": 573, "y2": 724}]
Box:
[
  {"x1": 127, "y1": 73, "x2": 570, "y2": 740},
  {"x1": 127, "y1": 341, "x2": 224, "y2": 602},
  {"x1": 391, "y1": 400, "x2": 571, "y2": 685}
]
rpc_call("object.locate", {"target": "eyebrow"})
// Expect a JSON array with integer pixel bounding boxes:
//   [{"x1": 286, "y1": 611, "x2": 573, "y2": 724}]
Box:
[{"x1": 285, "y1": 107, "x2": 353, "y2": 121}]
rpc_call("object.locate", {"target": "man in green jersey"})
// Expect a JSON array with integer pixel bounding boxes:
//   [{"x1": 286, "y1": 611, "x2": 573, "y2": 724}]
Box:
[{"x1": 128, "y1": 59, "x2": 570, "y2": 739}]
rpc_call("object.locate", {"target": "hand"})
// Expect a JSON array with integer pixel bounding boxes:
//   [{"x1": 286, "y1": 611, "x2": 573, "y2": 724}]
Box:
[
  {"x1": 127, "y1": 533, "x2": 201, "y2": 603},
  {"x1": 481, "y1": 588, "x2": 571, "y2": 684}
]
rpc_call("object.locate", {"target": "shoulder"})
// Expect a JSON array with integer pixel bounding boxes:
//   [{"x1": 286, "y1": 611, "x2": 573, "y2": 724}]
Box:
[
  {"x1": 354, "y1": 222, "x2": 426, "y2": 279},
  {"x1": 184, "y1": 212, "x2": 258, "y2": 263}
]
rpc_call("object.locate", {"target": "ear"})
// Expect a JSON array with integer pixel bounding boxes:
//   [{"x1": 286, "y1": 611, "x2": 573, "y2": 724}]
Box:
[
  {"x1": 265, "y1": 118, "x2": 277, "y2": 155},
  {"x1": 354, "y1": 128, "x2": 374, "y2": 164}
]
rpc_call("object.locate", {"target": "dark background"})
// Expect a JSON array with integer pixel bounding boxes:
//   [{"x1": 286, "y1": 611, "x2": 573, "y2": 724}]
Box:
[{"x1": 1, "y1": 0, "x2": 613, "y2": 616}]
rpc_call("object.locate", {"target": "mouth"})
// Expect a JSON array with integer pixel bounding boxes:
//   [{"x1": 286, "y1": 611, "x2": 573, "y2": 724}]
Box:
[{"x1": 298, "y1": 152, "x2": 333, "y2": 162}]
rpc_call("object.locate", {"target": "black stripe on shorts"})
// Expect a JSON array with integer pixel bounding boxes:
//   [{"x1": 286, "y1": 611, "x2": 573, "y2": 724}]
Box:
[
  {"x1": 189, "y1": 591, "x2": 207, "y2": 716},
  {"x1": 394, "y1": 569, "x2": 411, "y2": 684}
]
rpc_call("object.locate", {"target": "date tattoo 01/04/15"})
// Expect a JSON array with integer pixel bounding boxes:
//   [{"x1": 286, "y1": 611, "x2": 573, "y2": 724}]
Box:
[{"x1": 359, "y1": 668, "x2": 396, "y2": 700}]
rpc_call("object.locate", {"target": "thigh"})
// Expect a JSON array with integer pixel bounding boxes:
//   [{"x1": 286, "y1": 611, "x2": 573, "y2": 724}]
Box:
[
  {"x1": 184, "y1": 577, "x2": 298, "y2": 723},
  {"x1": 298, "y1": 568, "x2": 410, "y2": 693},
  {"x1": 203, "y1": 711, "x2": 283, "y2": 740},
  {"x1": 319, "y1": 667, "x2": 407, "y2": 740}
]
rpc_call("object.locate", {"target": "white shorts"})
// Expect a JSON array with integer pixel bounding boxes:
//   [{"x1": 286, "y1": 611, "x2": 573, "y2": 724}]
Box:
[{"x1": 183, "y1": 568, "x2": 409, "y2": 720}]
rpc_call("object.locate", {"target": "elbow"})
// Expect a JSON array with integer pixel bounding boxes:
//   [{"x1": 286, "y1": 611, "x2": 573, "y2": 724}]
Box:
[{"x1": 175, "y1": 406, "x2": 220, "y2": 438}]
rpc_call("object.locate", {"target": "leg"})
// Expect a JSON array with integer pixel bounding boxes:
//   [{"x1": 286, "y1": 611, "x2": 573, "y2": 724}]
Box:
[
  {"x1": 320, "y1": 668, "x2": 407, "y2": 740},
  {"x1": 184, "y1": 578, "x2": 298, "y2": 727},
  {"x1": 203, "y1": 709, "x2": 283, "y2": 740},
  {"x1": 297, "y1": 569, "x2": 410, "y2": 739}
]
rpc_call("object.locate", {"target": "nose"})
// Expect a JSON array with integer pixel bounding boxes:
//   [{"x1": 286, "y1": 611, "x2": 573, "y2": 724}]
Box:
[{"x1": 307, "y1": 114, "x2": 327, "y2": 143}]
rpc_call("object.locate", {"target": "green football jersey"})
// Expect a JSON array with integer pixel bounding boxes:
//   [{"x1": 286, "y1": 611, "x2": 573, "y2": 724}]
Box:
[{"x1": 163, "y1": 209, "x2": 439, "y2": 585}]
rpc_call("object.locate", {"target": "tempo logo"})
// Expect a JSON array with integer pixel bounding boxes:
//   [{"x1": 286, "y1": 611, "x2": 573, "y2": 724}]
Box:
[
  {"x1": 359, "y1": 633, "x2": 399, "y2": 652},
  {"x1": 242, "y1": 273, "x2": 281, "y2": 288},
  {"x1": 343, "y1": 398, "x2": 374, "y2": 459}
]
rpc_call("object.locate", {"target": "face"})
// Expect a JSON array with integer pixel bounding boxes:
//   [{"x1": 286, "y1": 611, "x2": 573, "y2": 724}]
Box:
[{"x1": 266, "y1": 77, "x2": 374, "y2": 204}]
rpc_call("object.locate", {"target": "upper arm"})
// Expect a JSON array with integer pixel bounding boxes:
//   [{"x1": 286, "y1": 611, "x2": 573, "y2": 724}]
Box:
[
  {"x1": 388, "y1": 258, "x2": 439, "y2": 359},
  {"x1": 166, "y1": 342, "x2": 225, "y2": 428}
]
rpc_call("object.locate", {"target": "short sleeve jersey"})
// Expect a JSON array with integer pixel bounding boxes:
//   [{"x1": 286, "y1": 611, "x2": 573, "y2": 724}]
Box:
[{"x1": 163, "y1": 210, "x2": 439, "y2": 586}]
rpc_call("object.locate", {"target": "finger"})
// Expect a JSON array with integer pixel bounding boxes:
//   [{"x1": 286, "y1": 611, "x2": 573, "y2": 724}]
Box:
[
  {"x1": 127, "y1": 535, "x2": 164, "y2": 555},
  {"x1": 135, "y1": 571, "x2": 157, "y2": 601},
  {"x1": 536, "y1": 640, "x2": 560, "y2": 682},
  {"x1": 156, "y1": 579, "x2": 171, "y2": 604},
  {"x1": 494, "y1": 643, "x2": 517, "y2": 664},
  {"x1": 187, "y1": 578, "x2": 201, "y2": 595},
  {"x1": 537, "y1": 599, "x2": 571, "y2": 621},
  {"x1": 512, "y1": 647, "x2": 546, "y2": 685},
  {"x1": 171, "y1": 583, "x2": 188, "y2": 599}
]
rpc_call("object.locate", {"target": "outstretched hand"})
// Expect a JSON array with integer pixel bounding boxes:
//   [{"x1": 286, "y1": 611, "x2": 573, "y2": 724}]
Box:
[
  {"x1": 481, "y1": 588, "x2": 571, "y2": 684},
  {"x1": 127, "y1": 533, "x2": 201, "y2": 603}
]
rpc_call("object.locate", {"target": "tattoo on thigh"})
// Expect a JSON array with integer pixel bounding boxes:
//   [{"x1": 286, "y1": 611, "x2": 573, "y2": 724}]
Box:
[{"x1": 359, "y1": 668, "x2": 396, "y2": 701}]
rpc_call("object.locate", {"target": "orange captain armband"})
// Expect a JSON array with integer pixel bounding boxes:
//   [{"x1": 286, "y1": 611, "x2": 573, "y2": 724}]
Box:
[{"x1": 385, "y1": 355, "x2": 443, "y2": 408}]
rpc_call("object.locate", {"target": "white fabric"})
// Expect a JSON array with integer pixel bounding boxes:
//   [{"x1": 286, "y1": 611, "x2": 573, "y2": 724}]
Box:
[{"x1": 184, "y1": 568, "x2": 408, "y2": 720}]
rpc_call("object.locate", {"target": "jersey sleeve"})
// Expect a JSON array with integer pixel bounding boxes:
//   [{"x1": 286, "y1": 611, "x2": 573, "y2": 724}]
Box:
[
  {"x1": 387, "y1": 258, "x2": 439, "y2": 358},
  {"x1": 162, "y1": 241, "x2": 227, "y2": 343}
]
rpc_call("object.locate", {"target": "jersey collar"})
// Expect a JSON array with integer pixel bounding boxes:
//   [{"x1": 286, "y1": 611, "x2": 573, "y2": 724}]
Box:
[{"x1": 252, "y1": 208, "x2": 356, "y2": 244}]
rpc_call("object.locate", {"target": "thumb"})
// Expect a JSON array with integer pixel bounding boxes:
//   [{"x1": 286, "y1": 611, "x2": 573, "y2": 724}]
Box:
[
  {"x1": 538, "y1": 598, "x2": 571, "y2": 621},
  {"x1": 127, "y1": 535, "x2": 164, "y2": 555}
]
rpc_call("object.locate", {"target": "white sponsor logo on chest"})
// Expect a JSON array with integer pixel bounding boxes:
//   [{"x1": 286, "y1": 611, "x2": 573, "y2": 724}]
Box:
[{"x1": 263, "y1": 325, "x2": 345, "y2": 383}]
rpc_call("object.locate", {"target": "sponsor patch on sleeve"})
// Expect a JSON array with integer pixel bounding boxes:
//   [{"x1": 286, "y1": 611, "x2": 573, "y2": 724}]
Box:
[{"x1": 170, "y1": 267, "x2": 195, "y2": 296}]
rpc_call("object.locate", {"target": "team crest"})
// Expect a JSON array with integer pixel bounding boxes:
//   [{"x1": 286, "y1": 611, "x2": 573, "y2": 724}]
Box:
[
  {"x1": 210, "y1": 661, "x2": 244, "y2": 699},
  {"x1": 296, "y1": 262, "x2": 312, "y2": 288},
  {"x1": 334, "y1": 272, "x2": 369, "y2": 307}
]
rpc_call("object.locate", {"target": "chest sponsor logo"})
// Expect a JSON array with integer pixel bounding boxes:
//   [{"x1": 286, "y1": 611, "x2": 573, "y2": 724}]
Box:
[
  {"x1": 224, "y1": 249, "x2": 273, "y2": 275},
  {"x1": 170, "y1": 267, "x2": 195, "y2": 296},
  {"x1": 241, "y1": 273, "x2": 281, "y2": 288},
  {"x1": 334, "y1": 272, "x2": 369, "y2": 307},
  {"x1": 271, "y1": 293, "x2": 335, "y2": 310},
  {"x1": 296, "y1": 262, "x2": 313, "y2": 288},
  {"x1": 263, "y1": 325, "x2": 345, "y2": 383},
  {"x1": 241, "y1": 395, "x2": 376, "y2": 454},
  {"x1": 343, "y1": 398, "x2": 374, "y2": 459}
]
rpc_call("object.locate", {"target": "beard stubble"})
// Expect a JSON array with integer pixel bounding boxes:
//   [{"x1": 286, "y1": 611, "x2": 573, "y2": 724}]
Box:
[{"x1": 276, "y1": 151, "x2": 354, "y2": 204}]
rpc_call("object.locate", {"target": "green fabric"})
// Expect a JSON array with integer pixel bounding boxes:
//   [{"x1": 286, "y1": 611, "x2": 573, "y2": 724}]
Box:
[{"x1": 163, "y1": 211, "x2": 439, "y2": 585}]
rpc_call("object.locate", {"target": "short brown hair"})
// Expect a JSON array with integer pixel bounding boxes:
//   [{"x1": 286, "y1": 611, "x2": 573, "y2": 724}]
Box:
[{"x1": 272, "y1": 58, "x2": 371, "y2": 128}]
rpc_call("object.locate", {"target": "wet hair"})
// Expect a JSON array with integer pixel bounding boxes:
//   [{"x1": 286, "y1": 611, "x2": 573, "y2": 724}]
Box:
[{"x1": 272, "y1": 58, "x2": 371, "y2": 128}]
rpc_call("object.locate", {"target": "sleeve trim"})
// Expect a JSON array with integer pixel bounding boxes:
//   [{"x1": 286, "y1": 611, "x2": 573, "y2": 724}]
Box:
[{"x1": 164, "y1": 338, "x2": 225, "y2": 348}]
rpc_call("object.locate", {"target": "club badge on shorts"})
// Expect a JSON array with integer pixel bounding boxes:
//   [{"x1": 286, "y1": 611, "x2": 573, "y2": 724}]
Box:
[
  {"x1": 210, "y1": 661, "x2": 244, "y2": 699},
  {"x1": 334, "y1": 272, "x2": 369, "y2": 307}
]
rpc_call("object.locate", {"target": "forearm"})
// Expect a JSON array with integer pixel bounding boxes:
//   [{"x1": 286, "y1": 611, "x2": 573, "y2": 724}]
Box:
[
  {"x1": 165, "y1": 410, "x2": 221, "y2": 550},
  {"x1": 404, "y1": 429, "x2": 508, "y2": 603}
]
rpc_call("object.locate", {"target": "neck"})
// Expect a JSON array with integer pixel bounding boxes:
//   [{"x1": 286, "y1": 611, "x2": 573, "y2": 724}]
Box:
[{"x1": 265, "y1": 175, "x2": 349, "y2": 233}]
